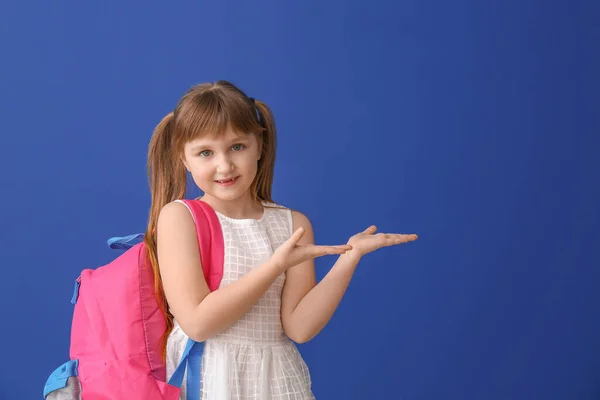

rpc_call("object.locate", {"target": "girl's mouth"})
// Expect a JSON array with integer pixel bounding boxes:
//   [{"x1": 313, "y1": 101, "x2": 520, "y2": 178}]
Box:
[{"x1": 215, "y1": 176, "x2": 240, "y2": 186}]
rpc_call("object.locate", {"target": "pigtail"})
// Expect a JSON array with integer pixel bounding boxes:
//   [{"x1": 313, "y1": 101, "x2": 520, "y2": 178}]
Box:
[
  {"x1": 144, "y1": 112, "x2": 187, "y2": 360},
  {"x1": 252, "y1": 100, "x2": 277, "y2": 204}
]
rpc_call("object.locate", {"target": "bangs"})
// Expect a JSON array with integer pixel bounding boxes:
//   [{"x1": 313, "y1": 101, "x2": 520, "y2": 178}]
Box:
[{"x1": 176, "y1": 89, "x2": 263, "y2": 142}]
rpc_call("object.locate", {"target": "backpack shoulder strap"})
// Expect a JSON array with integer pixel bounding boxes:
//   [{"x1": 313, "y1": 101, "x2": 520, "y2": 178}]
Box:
[
  {"x1": 174, "y1": 199, "x2": 224, "y2": 292},
  {"x1": 107, "y1": 200, "x2": 225, "y2": 292},
  {"x1": 167, "y1": 200, "x2": 224, "y2": 397}
]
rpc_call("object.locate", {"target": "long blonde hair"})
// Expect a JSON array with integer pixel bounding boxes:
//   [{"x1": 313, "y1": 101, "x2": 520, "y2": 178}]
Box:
[{"x1": 144, "y1": 80, "x2": 278, "y2": 358}]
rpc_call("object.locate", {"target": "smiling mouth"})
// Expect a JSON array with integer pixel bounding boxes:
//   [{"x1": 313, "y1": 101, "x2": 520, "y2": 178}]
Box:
[{"x1": 215, "y1": 176, "x2": 240, "y2": 184}]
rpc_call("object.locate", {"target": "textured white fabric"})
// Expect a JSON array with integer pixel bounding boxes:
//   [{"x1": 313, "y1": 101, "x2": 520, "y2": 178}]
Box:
[{"x1": 166, "y1": 201, "x2": 315, "y2": 400}]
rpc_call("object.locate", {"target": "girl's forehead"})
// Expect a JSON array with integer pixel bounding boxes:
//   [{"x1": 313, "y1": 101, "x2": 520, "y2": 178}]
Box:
[{"x1": 188, "y1": 129, "x2": 250, "y2": 146}]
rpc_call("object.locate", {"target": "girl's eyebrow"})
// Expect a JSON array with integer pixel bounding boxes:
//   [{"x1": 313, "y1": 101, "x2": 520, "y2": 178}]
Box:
[{"x1": 190, "y1": 137, "x2": 248, "y2": 151}]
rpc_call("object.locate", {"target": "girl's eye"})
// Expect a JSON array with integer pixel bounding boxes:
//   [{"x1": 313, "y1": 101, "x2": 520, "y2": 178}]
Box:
[{"x1": 198, "y1": 144, "x2": 244, "y2": 157}]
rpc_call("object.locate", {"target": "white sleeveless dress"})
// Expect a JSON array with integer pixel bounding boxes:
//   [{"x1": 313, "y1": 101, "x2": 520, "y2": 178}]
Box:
[{"x1": 166, "y1": 201, "x2": 315, "y2": 400}]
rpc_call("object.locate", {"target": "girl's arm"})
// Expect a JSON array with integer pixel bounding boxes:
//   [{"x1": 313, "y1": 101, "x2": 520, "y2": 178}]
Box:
[
  {"x1": 281, "y1": 211, "x2": 417, "y2": 343},
  {"x1": 157, "y1": 201, "x2": 285, "y2": 342},
  {"x1": 157, "y1": 202, "x2": 351, "y2": 343},
  {"x1": 280, "y1": 211, "x2": 361, "y2": 344}
]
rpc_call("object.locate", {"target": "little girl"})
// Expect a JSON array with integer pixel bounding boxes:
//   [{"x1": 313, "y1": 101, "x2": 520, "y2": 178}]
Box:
[{"x1": 144, "y1": 80, "x2": 418, "y2": 399}]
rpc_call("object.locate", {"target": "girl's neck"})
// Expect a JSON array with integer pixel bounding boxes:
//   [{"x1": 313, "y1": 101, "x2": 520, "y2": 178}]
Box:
[{"x1": 195, "y1": 194, "x2": 264, "y2": 220}]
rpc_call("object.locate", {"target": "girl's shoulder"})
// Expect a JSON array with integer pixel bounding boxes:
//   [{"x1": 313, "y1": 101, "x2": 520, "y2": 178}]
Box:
[
  {"x1": 262, "y1": 201, "x2": 312, "y2": 231},
  {"x1": 262, "y1": 201, "x2": 292, "y2": 220},
  {"x1": 262, "y1": 200, "x2": 290, "y2": 211},
  {"x1": 262, "y1": 201, "x2": 305, "y2": 219}
]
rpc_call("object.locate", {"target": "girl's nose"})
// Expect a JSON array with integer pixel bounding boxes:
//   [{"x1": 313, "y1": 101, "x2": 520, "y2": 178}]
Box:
[{"x1": 216, "y1": 155, "x2": 235, "y2": 173}]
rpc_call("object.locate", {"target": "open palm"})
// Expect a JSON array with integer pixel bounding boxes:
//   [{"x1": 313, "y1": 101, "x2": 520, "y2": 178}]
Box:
[
  {"x1": 271, "y1": 227, "x2": 353, "y2": 271},
  {"x1": 347, "y1": 225, "x2": 418, "y2": 257}
]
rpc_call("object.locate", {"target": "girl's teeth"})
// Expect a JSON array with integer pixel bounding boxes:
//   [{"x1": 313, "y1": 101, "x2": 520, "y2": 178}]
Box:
[{"x1": 218, "y1": 177, "x2": 236, "y2": 183}]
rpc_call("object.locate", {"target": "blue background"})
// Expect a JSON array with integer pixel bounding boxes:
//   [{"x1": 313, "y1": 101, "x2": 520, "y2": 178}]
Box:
[{"x1": 1, "y1": 1, "x2": 599, "y2": 399}]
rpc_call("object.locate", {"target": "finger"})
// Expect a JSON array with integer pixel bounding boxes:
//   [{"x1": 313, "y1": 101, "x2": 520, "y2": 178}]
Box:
[
  {"x1": 328, "y1": 244, "x2": 354, "y2": 251},
  {"x1": 363, "y1": 225, "x2": 377, "y2": 234},
  {"x1": 284, "y1": 227, "x2": 305, "y2": 248},
  {"x1": 384, "y1": 234, "x2": 418, "y2": 244},
  {"x1": 297, "y1": 243, "x2": 353, "y2": 250},
  {"x1": 383, "y1": 233, "x2": 418, "y2": 239},
  {"x1": 312, "y1": 245, "x2": 353, "y2": 256},
  {"x1": 316, "y1": 245, "x2": 353, "y2": 252}
]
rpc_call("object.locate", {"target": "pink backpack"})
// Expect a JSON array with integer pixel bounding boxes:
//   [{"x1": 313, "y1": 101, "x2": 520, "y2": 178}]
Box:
[{"x1": 43, "y1": 199, "x2": 224, "y2": 400}]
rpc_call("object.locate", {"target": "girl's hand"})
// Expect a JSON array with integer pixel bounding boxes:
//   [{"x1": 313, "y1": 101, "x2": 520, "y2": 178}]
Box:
[
  {"x1": 270, "y1": 227, "x2": 353, "y2": 271},
  {"x1": 347, "y1": 226, "x2": 418, "y2": 259}
]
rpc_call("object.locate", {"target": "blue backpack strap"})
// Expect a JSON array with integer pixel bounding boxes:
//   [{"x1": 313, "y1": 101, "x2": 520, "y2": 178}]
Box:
[
  {"x1": 168, "y1": 338, "x2": 204, "y2": 400},
  {"x1": 107, "y1": 233, "x2": 145, "y2": 250},
  {"x1": 71, "y1": 276, "x2": 81, "y2": 305},
  {"x1": 43, "y1": 359, "x2": 79, "y2": 397}
]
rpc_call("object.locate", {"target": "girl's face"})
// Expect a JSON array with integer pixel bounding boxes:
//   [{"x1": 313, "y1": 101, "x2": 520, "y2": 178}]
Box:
[{"x1": 182, "y1": 128, "x2": 262, "y2": 203}]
